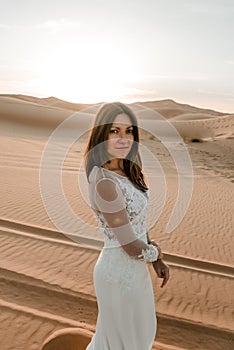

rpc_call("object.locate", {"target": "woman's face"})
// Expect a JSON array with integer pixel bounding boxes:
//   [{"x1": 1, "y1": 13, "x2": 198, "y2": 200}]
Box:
[{"x1": 107, "y1": 113, "x2": 135, "y2": 159}]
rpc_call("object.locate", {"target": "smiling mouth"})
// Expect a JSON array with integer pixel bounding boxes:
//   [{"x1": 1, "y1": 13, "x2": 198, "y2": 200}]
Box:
[{"x1": 116, "y1": 147, "x2": 129, "y2": 149}]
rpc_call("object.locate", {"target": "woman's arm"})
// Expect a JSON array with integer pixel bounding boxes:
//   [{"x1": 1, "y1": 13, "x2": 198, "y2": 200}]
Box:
[
  {"x1": 95, "y1": 177, "x2": 159, "y2": 262},
  {"x1": 149, "y1": 240, "x2": 169, "y2": 287}
]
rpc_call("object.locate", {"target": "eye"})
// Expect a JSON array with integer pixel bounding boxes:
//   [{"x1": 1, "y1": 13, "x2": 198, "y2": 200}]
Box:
[
  {"x1": 127, "y1": 129, "x2": 134, "y2": 134},
  {"x1": 109, "y1": 129, "x2": 118, "y2": 134}
]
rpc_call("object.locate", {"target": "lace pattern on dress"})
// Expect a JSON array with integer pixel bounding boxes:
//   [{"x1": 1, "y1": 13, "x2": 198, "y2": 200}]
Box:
[{"x1": 93, "y1": 169, "x2": 149, "y2": 244}]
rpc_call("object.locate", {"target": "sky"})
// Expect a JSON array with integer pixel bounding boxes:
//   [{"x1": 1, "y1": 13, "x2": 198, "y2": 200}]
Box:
[{"x1": 0, "y1": 0, "x2": 234, "y2": 112}]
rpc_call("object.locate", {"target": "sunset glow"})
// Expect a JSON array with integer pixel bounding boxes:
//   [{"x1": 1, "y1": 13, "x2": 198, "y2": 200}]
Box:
[
  {"x1": 0, "y1": 0, "x2": 234, "y2": 112},
  {"x1": 34, "y1": 41, "x2": 138, "y2": 103}
]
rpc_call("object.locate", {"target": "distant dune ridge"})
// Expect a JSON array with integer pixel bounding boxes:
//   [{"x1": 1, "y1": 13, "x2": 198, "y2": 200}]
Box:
[
  {"x1": 0, "y1": 94, "x2": 233, "y2": 350},
  {"x1": 0, "y1": 94, "x2": 233, "y2": 142}
]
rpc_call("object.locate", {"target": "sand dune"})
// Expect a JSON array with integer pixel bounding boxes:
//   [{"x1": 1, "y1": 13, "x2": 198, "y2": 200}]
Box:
[
  {"x1": 134, "y1": 99, "x2": 226, "y2": 118},
  {"x1": 0, "y1": 94, "x2": 92, "y2": 111},
  {"x1": 0, "y1": 96, "x2": 71, "y2": 130},
  {"x1": 0, "y1": 95, "x2": 233, "y2": 350},
  {"x1": 170, "y1": 114, "x2": 234, "y2": 142}
]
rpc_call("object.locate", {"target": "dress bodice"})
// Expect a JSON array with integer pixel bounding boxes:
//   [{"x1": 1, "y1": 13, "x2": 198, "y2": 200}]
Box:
[{"x1": 88, "y1": 166, "x2": 149, "y2": 248}]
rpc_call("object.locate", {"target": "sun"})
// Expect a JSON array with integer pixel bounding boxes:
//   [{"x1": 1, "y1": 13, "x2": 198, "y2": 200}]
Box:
[{"x1": 35, "y1": 41, "x2": 136, "y2": 103}]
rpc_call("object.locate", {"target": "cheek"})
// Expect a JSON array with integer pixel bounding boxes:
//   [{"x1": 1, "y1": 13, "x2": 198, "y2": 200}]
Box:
[
  {"x1": 106, "y1": 138, "x2": 116, "y2": 150},
  {"x1": 128, "y1": 135, "x2": 134, "y2": 143}
]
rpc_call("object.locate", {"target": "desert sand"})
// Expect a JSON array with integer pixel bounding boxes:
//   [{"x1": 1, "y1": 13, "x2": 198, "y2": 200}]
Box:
[{"x1": 0, "y1": 94, "x2": 233, "y2": 350}]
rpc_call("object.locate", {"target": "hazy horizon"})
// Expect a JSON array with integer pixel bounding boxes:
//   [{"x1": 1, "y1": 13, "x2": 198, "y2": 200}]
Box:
[
  {"x1": 0, "y1": 0, "x2": 234, "y2": 113},
  {"x1": 1, "y1": 92, "x2": 232, "y2": 115}
]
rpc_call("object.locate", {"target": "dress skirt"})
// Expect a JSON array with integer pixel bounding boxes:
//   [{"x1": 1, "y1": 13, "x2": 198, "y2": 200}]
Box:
[{"x1": 85, "y1": 247, "x2": 157, "y2": 350}]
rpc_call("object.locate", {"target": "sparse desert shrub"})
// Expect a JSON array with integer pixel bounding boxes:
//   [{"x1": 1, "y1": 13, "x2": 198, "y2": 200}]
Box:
[{"x1": 191, "y1": 138, "x2": 202, "y2": 142}]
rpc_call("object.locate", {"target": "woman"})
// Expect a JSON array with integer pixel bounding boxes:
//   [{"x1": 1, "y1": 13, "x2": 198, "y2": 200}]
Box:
[{"x1": 84, "y1": 102, "x2": 169, "y2": 350}]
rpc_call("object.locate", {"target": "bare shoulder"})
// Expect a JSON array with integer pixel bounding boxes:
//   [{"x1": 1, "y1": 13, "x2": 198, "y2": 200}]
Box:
[{"x1": 96, "y1": 176, "x2": 118, "y2": 202}]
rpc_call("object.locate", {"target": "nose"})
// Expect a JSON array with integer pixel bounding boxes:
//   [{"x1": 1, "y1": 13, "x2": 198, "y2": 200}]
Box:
[{"x1": 117, "y1": 132, "x2": 128, "y2": 142}]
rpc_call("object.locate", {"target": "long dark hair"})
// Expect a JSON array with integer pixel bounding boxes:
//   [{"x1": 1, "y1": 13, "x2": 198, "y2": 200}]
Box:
[{"x1": 84, "y1": 102, "x2": 148, "y2": 192}]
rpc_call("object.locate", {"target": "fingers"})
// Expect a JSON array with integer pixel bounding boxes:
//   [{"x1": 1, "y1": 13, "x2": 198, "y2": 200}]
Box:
[
  {"x1": 160, "y1": 268, "x2": 170, "y2": 288},
  {"x1": 137, "y1": 254, "x2": 144, "y2": 261}
]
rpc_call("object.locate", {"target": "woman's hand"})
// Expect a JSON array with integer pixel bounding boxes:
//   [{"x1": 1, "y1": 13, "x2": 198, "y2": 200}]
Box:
[
  {"x1": 149, "y1": 240, "x2": 170, "y2": 288},
  {"x1": 152, "y1": 259, "x2": 170, "y2": 288}
]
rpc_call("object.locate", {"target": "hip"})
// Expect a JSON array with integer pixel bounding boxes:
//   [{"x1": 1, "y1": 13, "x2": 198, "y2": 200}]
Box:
[{"x1": 93, "y1": 248, "x2": 151, "y2": 291}]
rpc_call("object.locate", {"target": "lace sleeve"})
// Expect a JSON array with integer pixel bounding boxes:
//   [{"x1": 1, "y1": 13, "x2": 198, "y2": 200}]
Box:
[{"x1": 94, "y1": 176, "x2": 139, "y2": 247}]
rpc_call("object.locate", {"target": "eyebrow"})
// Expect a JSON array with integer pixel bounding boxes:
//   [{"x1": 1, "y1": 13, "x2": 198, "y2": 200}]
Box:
[{"x1": 111, "y1": 125, "x2": 134, "y2": 129}]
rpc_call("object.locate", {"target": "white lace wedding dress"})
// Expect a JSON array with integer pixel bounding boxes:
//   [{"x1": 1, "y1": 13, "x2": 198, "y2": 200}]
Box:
[{"x1": 85, "y1": 166, "x2": 157, "y2": 350}]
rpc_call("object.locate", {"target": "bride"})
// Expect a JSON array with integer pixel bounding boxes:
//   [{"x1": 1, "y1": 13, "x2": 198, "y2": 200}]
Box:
[{"x1": 84, "y1": 102, "x2": 170, "y2": 350}]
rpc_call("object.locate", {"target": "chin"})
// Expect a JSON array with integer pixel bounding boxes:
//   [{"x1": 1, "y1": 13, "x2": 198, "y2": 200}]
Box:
[{"x1": 116, "y1": 152, "x2": 129, "y2": 159}]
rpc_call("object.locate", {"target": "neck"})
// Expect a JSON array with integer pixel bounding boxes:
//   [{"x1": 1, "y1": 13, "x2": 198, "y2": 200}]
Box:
[{"x1": 104, "y1": 159, "x2": 124, "y2": 171}]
